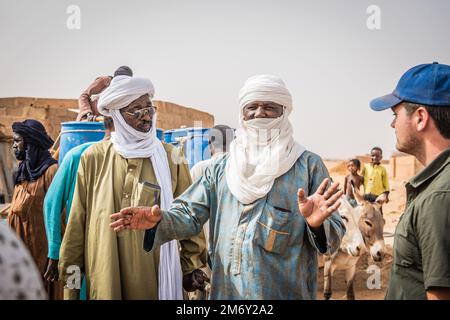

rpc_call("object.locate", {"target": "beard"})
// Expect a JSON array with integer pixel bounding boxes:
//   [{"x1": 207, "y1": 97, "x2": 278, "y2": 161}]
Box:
[
  {"x1": 14, "y1": 149, "x2": 25, "y2": 161},
  {"x1": 135, "y1": 120, "x2": 152, "y2": 133},
  {"x1": 396, "y1": 131, "x2": 423, "y2": 159}
]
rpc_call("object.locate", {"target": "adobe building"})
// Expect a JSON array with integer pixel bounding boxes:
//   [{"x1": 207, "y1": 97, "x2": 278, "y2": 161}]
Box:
[
  {"x1": 389, "y1": 152, "x2": 424, "y2": 182},
  {"x1": 0, "y1": 97, "x2": 214, "y2": 203},
  {"x1": 0, "y1": 97, "x2": 214, "y2": 140}
]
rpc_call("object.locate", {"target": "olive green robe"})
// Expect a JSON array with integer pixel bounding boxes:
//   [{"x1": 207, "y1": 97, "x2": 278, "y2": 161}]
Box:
[{"x1": 59, "y1": 141, "x2": 206, "y2": 300}]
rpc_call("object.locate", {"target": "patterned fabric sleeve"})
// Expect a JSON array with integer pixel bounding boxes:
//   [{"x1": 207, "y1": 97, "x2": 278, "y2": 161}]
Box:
[{"x1": 0, "y1": 222, "x2": 47, "y2": 300}]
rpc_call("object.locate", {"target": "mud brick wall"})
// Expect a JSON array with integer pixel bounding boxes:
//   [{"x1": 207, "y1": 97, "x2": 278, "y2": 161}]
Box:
[
  {"x1": 153, "y1": 100, "x2": 214, "y2": 130},
  {"x1": 0, "y1": 97, "x2": 214, "y2": 201},
  {"x1": 0, "y1": 97, "x2": 78, "y2": 140},
  {"x1": 390, "y1": 155, "x2": 424, "y2": 181},
  {"x1": 0, "y1": 97, "x2": 214, "y2": 140}
]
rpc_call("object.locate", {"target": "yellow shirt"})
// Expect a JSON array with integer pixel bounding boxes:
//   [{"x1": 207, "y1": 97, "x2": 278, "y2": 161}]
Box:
[{"x1": 361, "y1": 163, "x2": 390, "y2": 196}]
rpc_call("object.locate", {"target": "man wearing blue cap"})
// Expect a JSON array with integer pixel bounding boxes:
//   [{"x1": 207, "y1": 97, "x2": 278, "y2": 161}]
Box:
[{"x1": 370, "y1": 62, "x2": 450, "y2": 300}]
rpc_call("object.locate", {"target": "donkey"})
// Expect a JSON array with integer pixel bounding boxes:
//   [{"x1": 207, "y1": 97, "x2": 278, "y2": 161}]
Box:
[
  {"x1": 353, "y1": 189, "x2": 387, "y2": 263},
  {"x1": 323, "y1": 189, "x2": 386, "y2": 300},
  {"x1": 323, "y1": 197, "x2": 365, "y2": 300}
]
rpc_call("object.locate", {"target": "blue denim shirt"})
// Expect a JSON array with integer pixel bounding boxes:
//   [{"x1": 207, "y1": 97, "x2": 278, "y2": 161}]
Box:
[{"x1": 146, "y1": 151, "x2": 344, "y2": 299}]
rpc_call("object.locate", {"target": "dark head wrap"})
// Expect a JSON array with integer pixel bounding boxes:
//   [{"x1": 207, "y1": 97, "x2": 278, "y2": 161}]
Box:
[
  {"x1": 113, "y1": 66, "x2": 133, "y2": 77},
  {"x1": 12, "y1": 119, "x2": 57, "y2": 185}
]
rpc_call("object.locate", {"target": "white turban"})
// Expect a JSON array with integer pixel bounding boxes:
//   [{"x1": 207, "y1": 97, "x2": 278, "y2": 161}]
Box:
[
  {"x1": 238, "y1": 74, "x2": 293, "y2": 114},
  {"x1": 97, "y1": 75, "x2": 183, "y2": 300},
  {"x1": 226, "y1": 74, "x2": 305, "y2": 205},
  {"x1": 97, "y1": 75, "x2": 154, "y2": 116}
]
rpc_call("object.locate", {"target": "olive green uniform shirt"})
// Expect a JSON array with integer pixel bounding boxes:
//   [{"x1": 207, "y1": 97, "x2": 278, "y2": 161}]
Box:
[{"x1": 386, "y1": 148, "x2": 450, "y2": 299}]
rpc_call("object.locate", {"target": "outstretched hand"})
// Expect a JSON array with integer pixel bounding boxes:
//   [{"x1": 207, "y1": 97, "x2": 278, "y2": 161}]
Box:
[
  {"x1": 110, "y1": 205, "x2": 162, "y2": 232},
  {"x1": 297, "y1": 178, "x2": 343, "y2": 228}
]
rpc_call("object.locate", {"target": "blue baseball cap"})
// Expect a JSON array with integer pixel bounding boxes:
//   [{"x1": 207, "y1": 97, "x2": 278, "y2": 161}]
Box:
[{"x1": 370, "y1": 62, "x2": 450, "y2": 111}]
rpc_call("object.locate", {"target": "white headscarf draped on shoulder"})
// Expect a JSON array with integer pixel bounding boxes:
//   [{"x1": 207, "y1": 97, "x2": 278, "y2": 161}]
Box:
[
  {"x1": 98, "y1": 75, "x2": 183, "y2": 300},
  {"x1": 225, "y1": 74, "x2": 305, "y2": 205}
]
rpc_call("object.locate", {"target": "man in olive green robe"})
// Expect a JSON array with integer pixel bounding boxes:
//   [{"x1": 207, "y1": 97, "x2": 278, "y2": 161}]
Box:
[{"x1": 59, "y1": 75, "x2": 206, "y2": 300}]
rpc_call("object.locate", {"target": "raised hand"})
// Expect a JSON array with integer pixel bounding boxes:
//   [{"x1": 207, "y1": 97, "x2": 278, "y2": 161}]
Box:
[
  {"x1": 297, "y1": 178, "x2": 343, "y2": 228},
  {"x1": 110, "y1": 205, "x2": 162, "y2": 232}
]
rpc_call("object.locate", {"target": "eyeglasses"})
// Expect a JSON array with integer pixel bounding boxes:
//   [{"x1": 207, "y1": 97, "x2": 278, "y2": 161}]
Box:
[{"x1": 124, "y1": 106, "x2": 157, "y2": 119}]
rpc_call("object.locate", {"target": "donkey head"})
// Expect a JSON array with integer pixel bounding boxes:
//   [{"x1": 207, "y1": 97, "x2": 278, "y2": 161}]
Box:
[
  {"x1": 338, "y1": 197, "x2": 365, "y2": 257},
  {"x1": 353, "y1": 187, "x2": 386, "y2": 262}
]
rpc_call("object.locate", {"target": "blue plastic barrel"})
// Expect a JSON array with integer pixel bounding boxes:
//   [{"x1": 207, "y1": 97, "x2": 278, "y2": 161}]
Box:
[
  {"x1": 58, "y1": 122, "x2": 105, "y2": 163},
  {"x1": 163, "y1": 127, "x2": 211, "y2": 168},
  {"x1": 156, "y1": 128, "x2": 164, "y2": 141},
  {"x1": 164, "y1": 128, "x2": 189, "y2": 145},
  {"x1": 186, "y1": 128, "x2": 211, "y2": 169}
]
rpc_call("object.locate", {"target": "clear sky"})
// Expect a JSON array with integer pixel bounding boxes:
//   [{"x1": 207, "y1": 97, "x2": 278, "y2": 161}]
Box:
[{"x1": 1, "y1": 0, "x2": 449, "y2": 159}]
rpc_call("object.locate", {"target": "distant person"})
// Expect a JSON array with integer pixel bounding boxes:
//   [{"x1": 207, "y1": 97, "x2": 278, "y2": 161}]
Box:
[
  {"x1": 0, "y1": 223, "x2": 47, "y2": 300},
  {"x1": 361, "y1": 147, "x2": 390, "y2": 204},
  {"x1": 370, "y1": 62, "x2": 450, "y2": 300},
  {"x1": 190, "y1": 125, "x2": 235, "y2": 180},
  {"x1": 8, "y1": 119, "x2": 63, "y2": 299},
  {"x1": 76, "y1": 66, "x2": 133, "y2": 121},
  {"x1": 188, "y1": 124, "x2": 235, "y2": 300},
  {"x1": 343, "y1": 159, "x2": 363, "y2": 207}
]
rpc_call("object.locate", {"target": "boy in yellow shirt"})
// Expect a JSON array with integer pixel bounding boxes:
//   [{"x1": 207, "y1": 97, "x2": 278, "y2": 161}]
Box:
[{"x1": 361, "y1": 147, "x2": 390, "y2": 205}]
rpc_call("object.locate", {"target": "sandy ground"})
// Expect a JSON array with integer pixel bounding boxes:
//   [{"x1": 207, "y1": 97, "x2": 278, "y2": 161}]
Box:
[
  {"x1": 318, "y1": 160, "x2": 406, "y2": 300},
  {"x1": 316, "y1": 248, "x2": 394, "y2": 300}
]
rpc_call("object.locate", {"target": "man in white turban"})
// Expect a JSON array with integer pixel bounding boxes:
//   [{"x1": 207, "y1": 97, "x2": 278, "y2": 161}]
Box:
[
  {"x1": 110, "y1": 75, "x2": 345, "y2": 299},
  {"x1": 59, "y1": 74, "x2": 207, "y2": 300}
]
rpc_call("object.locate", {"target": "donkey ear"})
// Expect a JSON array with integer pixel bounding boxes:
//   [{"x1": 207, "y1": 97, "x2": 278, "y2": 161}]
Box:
[
  {"x1": 339, "y1": 195, "x2": 352, "y2": 211},
  {"x1": 351, "y1": 181, "x2": 365, "y2": 205}
]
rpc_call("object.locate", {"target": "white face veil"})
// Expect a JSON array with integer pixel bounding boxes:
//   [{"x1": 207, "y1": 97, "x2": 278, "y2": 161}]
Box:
[{"x1": 225, "y1": 75, "x2": 305, "y2": 205}]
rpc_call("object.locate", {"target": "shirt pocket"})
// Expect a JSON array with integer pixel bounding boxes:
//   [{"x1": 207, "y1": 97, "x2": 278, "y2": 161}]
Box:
[
  {"x1": 253, "y1": 203, "x2": 292, "y2": 254},
  {"x1": 394, "y1": 219, "x2": 419, "y2": 268},
  {"x1": 117, "y1": 182, "x2": 160, "y2": 239},
  {"x1": 10, "y1": 187, "x2": 34, "y2": 221},
  {"x1": 131, "y1": 182, "x2": 160, "y2": 207}
]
